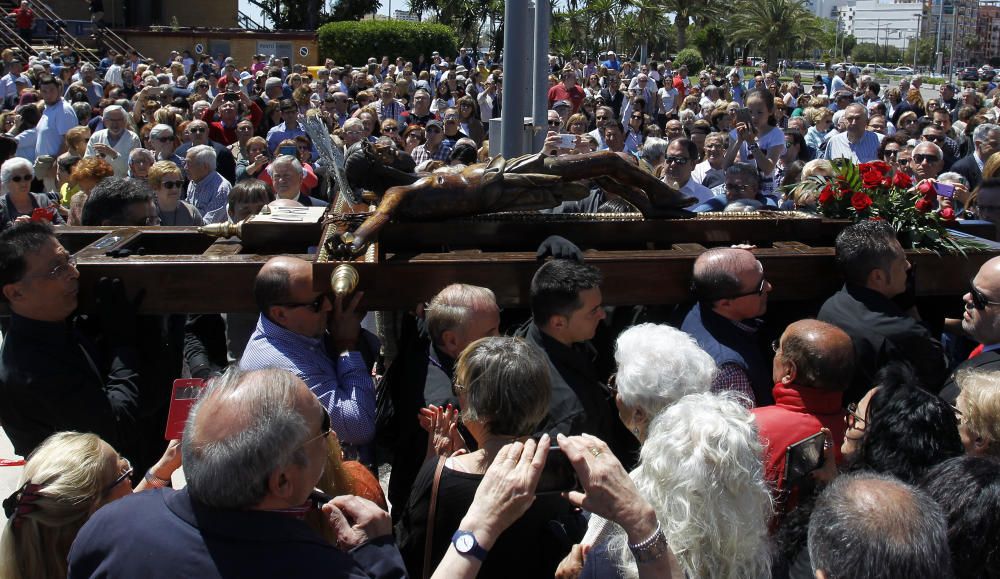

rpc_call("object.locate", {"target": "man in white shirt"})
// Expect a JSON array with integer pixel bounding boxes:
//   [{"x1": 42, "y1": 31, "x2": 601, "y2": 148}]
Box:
[
  {"x1": 85, "y1": 105, "x2": 140, "y2": 177},
  {"x1": 0, "y1": 58, "x2": 27, "y2": 103},
  {"x1": 824, "y1": 104, "x2": 882, "y2": 163},
  {"x1": 663, "y1": 138, "x2": 713, "y2": 203}
]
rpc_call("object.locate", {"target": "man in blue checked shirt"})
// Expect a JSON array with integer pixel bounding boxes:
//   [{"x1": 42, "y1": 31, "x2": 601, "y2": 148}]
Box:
[{"x1": 240, "y1": 256, "x2": 376, "y2": 465}]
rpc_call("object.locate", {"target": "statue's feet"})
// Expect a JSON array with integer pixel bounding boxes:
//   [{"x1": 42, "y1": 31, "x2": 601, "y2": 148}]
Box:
[{"x1": 326, "y1": 231, "x2": 365, "y2": 260}]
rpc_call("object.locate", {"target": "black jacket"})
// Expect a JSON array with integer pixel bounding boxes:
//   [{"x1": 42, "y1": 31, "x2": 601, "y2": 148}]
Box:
[
  {"x1": 518, "y1": 322, "x2": 637, "y2": 463},
  {"x1": 377, "y1": 316, "x2": 460, "y2": 521},
  {"x1": 939, "y1": 348, "x2": 1000, "y2": 404},
  {"x1": 0, "y1": 313, "x2": 141, "y2": 458},
  {"x1": 818, "y1": 284, "x2": 948, "y2": 404},
  {"x1": 950, "y1": 154, "x2": 983, "y2": 191}
]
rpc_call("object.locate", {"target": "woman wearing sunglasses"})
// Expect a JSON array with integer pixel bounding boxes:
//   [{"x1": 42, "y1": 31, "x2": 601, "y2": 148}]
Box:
[
  {"x1": 150, "y1": 160, "x2": 203, "y2": 226},
  {"x1": 0, "y1": 156, "x2": 63, "y2": 229},
  {"x1": 0, "y1": 432, "x2": 180, "y2": 579}
]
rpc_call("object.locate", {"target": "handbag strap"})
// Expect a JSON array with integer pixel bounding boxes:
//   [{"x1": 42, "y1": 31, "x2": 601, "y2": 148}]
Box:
[{"x1": 422, "y1": 456, "x2": 447, "y2": 579}]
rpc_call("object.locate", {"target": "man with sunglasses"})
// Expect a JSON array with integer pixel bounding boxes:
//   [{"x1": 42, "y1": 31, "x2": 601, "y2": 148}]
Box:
[
  {"x1": 240, "y1": 256, "x2": 376, "y2": 465},
  {"x1": 176, "y1": 119, "x2": 237, "y2": 184},
  {"x1": 0, "y1": 222, "x2": 146, "y2": 467},
  {"x1": 818, "y1": 220, "x2": 947, "y2": 404},
  {"x1": 908, "y1": 141, "x2": 944, "y2": 182},
  {"x1": 919, "y1": 126, "x2": 955, "y2": 171},
  {"x1": 681, "y1": 247, "x2": 775, "y2": 406},
  {"x1": 663, "y1": 138, "x2": 712, "y2": 203},
  {"x1": 940, "y1": 256, "x2": 1000, "y2": 403}
]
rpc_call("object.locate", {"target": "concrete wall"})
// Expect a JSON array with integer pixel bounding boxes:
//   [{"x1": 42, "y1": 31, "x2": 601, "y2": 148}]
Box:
[
  {"x1": 46, "y1": 0, "x2": 237, "y2": 28},
  {"x1": 119, "y1": 31, "x2": 319, "y2": 67}
]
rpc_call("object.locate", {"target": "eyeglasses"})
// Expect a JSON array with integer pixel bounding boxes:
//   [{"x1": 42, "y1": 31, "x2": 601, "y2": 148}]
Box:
[
  {"x1": 923, "y1": 135, "x2": 944, "y2": 143},
  {"x1": 9, "y1": 174, "x2": 32, "y2": 183},
  {"x1": 969, "y1": 282, "x2": 1000, "y2": 309},
  {"x1": 595, "y1": 115, "x2": 609, "y2": 121},
  {"x1": 548, "y1": 120, "x2": 561, "y2": 126},
  {"x1": 102, "y1": 456, "x2": 133, "y2": 495},
  {"x1": 912, "y1": 153, "x2": 939, "y2": 164},
  {"x1": 155, "y1": 136, "x2": 174, "y2": 143},
  {"x1": 845, "y1": 402, "x2": 867, "y2": 430},
  {"x1": 771, "y1": 339, "x2": 781, "y2": 353},
  {"x1": 189, "y1": 128, "x2": 206, "y2": 134},
  {"x1": 665, "y1": 155, "x2": 690, "y2": 165},
  {"x1": 882, "y1": 149, "x2": 900, "y2": 159},
  {"x1": 301, "y1": 408, "x2": 332, "y2": 447},
  {"x1": 161, "y1": 180, "x2": 184, "y2": 189},
  {"x1": 382, "y1": 126, "x2": 397, "y2": 132},
  {"x1": 274, "y1": 294, "x2": 327, "y2": 313},
  {"x1": 426, "y1": 126, "x2": 442, "y2": 134},
  {"x1": 24, "y1": 255, "x2": 77, "y2": 281},
  {"x1": 237, "y1": 126, "x2": 253, "y2": 132}
]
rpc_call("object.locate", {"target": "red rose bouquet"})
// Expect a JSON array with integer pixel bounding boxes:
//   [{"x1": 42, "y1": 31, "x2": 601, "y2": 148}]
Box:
[{"x1": 799, "y1": 159, "x2": 982, "y2": 254}]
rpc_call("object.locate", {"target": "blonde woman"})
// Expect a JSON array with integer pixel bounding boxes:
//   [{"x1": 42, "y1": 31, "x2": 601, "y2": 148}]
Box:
[{"x1": 0, "y1": 432, "x2": 180, "y2": 579}]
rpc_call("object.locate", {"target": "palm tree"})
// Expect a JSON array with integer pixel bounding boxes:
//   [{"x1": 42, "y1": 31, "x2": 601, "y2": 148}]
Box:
[
  {"x1": 587, "y1": 0, "x2": 618, "y2": 52},
  {"x1": 728, "y1": 0, "x2": 820, "y2": 66},
  {"x1": 662, "y1": 0, "x2": 719, "y2": 51}
]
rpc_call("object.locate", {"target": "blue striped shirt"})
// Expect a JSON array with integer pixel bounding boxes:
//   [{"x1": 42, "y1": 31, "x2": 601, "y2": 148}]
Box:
[
  {"x1": 823, "y1": 131, "x2": 882, "y2": 163},
  {"x1": 239, "y1": 314, "x2": 376, "y2": 460}
]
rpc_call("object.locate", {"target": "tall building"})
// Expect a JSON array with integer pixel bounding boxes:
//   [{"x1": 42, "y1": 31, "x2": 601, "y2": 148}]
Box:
[
  {"x1": 976, "y1": 2, "x2": 1000, "y2": 64},
  {"x1": 919, "y1": 0, "x2": 979, "y2": 67},
  {"x1": 837, "y1": 1, "x2": 923, "y2": 49}
]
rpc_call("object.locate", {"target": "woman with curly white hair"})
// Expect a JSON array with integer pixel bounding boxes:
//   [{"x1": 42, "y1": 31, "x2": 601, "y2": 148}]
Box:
[
  {"x1": 578, "y1": 392, "x2": 774, "y2": 579},
  {"x1": 611, "y1": 323, "x2": 717, "y2": 442}
]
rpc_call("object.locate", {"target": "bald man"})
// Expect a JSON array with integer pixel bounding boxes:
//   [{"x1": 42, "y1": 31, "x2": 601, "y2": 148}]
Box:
[
  {"x1": 824, "y1": 103, "x2": 882, "y2": 163},
  {"x1": 240, "y1": 256, "x2": 376, "y2": 464},
  {"x1": 940, "y1": 256, "x2": 1000, "y2": 403},
  {"x1": 909, "y1": 141, "x2": 944, "y2": 181},
  {"x1": 68, "y1": 368, "x2": 406, "y2": 577},
  {"x1": 809, "y1": 473, "x2": 952, "y2": 579},
  {"x1": 681, "y1": 248, "x2": 775, "y2": 406},
  {"x1": 753, "y1": 320, "x2": 854, "y2": 507}
]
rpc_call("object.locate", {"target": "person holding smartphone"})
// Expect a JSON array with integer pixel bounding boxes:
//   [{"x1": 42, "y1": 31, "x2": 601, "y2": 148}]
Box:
[
  {"x1": 725, "y1": 88, "x2": 786, "y2": 202},
  {"x1": 396, "y1": 336, "x2": 584, "y2": 578},
  {"x1": 202, "y1": 89, "x2": 262, "y2": 146}
]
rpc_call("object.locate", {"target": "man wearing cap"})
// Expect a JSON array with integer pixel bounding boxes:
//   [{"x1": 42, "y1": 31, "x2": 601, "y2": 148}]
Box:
[
  {"x1": 0, "y1": 58, "x2": 27, "y2": 106},
  {"x1": 410, "y1": 119, "x2": 452, "y2": 165},
  {"x1": 601, "y1": 51, "x2": 620, "y2": 71}
]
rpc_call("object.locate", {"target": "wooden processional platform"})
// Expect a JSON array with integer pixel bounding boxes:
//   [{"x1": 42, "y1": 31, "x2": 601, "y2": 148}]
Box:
[{"x1": 43, "y1": 208, "x2": 1000, "y2": 315}]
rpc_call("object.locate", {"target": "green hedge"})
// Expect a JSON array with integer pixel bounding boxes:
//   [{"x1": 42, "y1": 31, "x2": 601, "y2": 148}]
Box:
[
  {"x1": 318, "y1": 20, "x2": 458, "y2": 67},
  {"x1": 674, "y1": 48, "x2": 704, "y2": 75}
]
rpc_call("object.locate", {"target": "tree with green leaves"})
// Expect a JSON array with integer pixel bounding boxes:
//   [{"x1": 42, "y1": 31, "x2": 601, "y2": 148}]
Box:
[
  {"x1": 727, "y1": 0, "x2": 822, "y2": 66},
  {"x1": 663, "y1": 0, "x2": 720, "y2": 51}
]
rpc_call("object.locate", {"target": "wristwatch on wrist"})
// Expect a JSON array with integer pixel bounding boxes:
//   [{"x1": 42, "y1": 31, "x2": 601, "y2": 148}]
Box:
[{"x1": 451, "y1": 530, "x2": 488, "y2": 561}]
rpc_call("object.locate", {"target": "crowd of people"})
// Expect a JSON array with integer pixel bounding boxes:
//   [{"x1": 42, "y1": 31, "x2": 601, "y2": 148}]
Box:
[{"x1": 0, "y1": 44, "x2": 998, "y2": 579}]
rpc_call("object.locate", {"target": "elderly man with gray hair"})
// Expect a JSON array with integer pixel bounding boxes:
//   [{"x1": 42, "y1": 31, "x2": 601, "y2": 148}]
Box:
[
  {"x1": 909, "y1": 140, "x2": 945, "y2": 182},
  {"x1": 379, "y1": 283, "x2": 501, "y2": 517},
  {"x1": 84, "y1": 105, "x2": 140, "y2": 178},
  {"x1": 267, "y1": 155, "x2": 327, "y2": 207},
  {"x1": 184, "y1": 144, "x2": 231, "y2": 223},
  {"x1": 824, "y1": 103, "x2": 882, "y2": 163},
  {"x1": 808, "y1": 472, "x2": 954, "y2": 579},
  {"x1": 951, "y1": 123, "x2": 1000, "y2": 189}
]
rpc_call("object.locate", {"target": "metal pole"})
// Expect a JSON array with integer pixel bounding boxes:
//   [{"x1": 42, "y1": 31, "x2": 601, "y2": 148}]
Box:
[
  {"x1": 948, "y1": 6, "x2": 958, "y2": 82},
  {"x1": 500, "y1": 0, "x2": 529, "y2": 158},
  {"x1": 914, "y1": 13, "x2": 921, "y2": 70},
  {"x1": 935, "y1": 0, "x2": 945, "y2": 74},
  {"x1": 532, "y1": 0, "x2": 550, "y2": 152}
]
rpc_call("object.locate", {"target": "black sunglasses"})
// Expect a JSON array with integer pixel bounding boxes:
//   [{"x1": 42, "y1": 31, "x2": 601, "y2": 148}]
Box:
[
  {"x1": 9, "y1": 174, "x2": 31, "y2": 183},
  {"x1": 274, "y1": 294, "x2": 327, "y2": 312},
  {"x1": 913, "y1": 153, "x2": 939, "y2": 164},
  {"x1": 189, "y1": 128, "x2": 206, "y2": 134},
  {"x1": 301, "y1": 409, "x2": 332, "y2": 447},
  {"x1": 970, "y1": 282, "x2": 1000, "y2": 309},
  {"x1": 161, "y1": 180, "x2": 184, "y2": 189},
  {"x1": 720, "y1": 275, "x2": 767, "y2": 300},
  {"x1": 102, "y1": 456, "x2": 133, "y2": 495}
]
